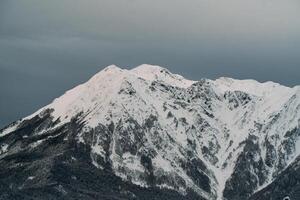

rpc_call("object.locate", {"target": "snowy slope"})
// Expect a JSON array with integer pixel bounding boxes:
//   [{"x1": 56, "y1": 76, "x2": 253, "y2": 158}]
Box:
[{"x1": 0, "y1": 64, "x2": 299, "y2": 200}]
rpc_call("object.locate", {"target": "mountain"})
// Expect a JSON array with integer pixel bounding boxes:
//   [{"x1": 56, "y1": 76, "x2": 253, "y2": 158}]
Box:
[
  {"x1": 250, "y1": 156, "x2": 300, "y2": 200},
  {"x1": 0, "y1": 64, "x2": 299, "y2": 200}
]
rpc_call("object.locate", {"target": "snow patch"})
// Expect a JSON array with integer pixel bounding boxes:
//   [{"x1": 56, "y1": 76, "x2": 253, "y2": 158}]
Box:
[
  {"x1": 131, "y1": 64, "x2": 195, "y2": 88},
  {"x1": 0, "y1": 122, "x2": 20, "y2": 137},
  {"x1": 0, "y1": 144, "x2": 9, "y2": 154}
]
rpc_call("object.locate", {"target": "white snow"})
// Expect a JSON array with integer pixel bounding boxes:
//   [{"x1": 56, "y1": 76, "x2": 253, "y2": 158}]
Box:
[
  {"x1": 131, "y1": 64, "x2": 196, "y2": 88},
  {"x1": 215, "y1": 77, "x2": 290, "y2": 96},
  {"x1": 2, "y1": 64, "x2": 299, "y2": 199},
  {"x1": 152, "y1": 155, "x2": 173, "y2": 172},
  {"x1": 122, "y1": 153, "x2": 145, "y2": 172},
  {"x1": 0, "y1": 121, "x2": 20, "y2": 137},
  {"x1": 30, "y1": 139, "x2": 45, "y2": 148},
  {"x1": 0, "y1": 144, "x2": 9, "y2": 154},
  {"x1": 295, "y1": 136, "x2": 300, "y2": 156},
  {"x1": 27, "y1": 176, "x2": 35, "y2": 180}
]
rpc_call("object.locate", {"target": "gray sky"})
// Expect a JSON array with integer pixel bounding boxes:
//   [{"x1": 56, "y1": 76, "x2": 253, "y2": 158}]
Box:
[{"x1": 1, "y1": 0, "x2": 300, "y2": 127}]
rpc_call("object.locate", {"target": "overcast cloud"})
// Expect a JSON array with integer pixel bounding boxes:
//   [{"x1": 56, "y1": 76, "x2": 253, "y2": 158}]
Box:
[{"x1": 1, "y1": 0, "x2": 300, "y2": 127}]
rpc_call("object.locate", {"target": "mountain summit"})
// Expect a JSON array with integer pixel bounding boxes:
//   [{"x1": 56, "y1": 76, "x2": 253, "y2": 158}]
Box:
[{"x1": 1, "y1": 65, "x2": 300, "y2": 200}]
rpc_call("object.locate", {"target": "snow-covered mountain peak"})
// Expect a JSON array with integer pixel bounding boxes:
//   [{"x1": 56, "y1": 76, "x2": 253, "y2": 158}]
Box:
[
  {"x1": 88, "y1": 64, "x2": 125, "y2": 82},
  {"x1": 18, "y1": 65, "x2": 298, "y2": 130},
  {"x1": 132, "y1": 64, "x2": 167, "y2": 72},
  {"x1": 1, "y1": 64, "x2": 299, "y2": 200},
  {"x1": 103, "y1": 64, "x2": 122, "y2": 71},
  {"x1": 131, "y1": 64, "x2": 195, "y2": 88},
  {"x1": 214, "y1": 76, "x2": 292, "y2": 97},
  {"x1": 87, "y1": 64, "x2": 195, "y2": 89}
]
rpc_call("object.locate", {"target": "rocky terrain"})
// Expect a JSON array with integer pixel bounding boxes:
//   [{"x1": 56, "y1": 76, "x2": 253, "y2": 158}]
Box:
[{"x1": 1, "y1": 64, "x2": 299, "y2": 200}]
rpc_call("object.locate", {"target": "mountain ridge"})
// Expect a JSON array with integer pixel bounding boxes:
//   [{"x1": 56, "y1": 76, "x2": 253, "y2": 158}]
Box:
[{"x1": 1, "y1": 64, "x2": 299, "y2": 200}]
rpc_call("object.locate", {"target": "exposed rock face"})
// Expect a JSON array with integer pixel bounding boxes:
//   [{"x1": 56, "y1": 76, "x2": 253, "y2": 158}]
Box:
[
  {"x1": 0, "y1": 64, "x2": 299, "y2": 200},
  {"x1": 249, "y1": 155, "x2": 300, "y2": 200},
  {"x1": 223, "y1": 135, "x2": 269, "y2": 200},
  {"x1": 0, "y1": 113, "x2": 202, "y2": 200}
]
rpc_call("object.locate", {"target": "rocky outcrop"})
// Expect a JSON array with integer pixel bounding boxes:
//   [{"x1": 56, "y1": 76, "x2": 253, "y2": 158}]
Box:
[
  {"x1": 0, "y1": 65, "x2": 299, "y2": 200},
  {"x1": 249, "y1": 156, "x2": 300, "y2": 200}
]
